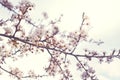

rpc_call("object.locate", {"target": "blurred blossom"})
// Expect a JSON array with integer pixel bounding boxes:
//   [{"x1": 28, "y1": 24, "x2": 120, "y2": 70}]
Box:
[
  {"x1": 88, "y1": 67, "x2": 95, "y2": 74},
  {"x1": 42, "y1": 12, "x2": 48, "y2": 19},
  {"x1": 0, "y1": 37, "x2": 3, "y2": 41},
  {"x1": 3, "y1": 27, "x2": 13, "y2": 34},
  {"x1": 81, "y1": 71, "x2": 89, "y2": 80},
  {"x1": 83, "y1": 15, "x2": 89, "y2": 20}
]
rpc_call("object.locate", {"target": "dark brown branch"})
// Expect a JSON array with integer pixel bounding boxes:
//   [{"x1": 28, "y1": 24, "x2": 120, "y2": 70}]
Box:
[
  {"x1": 0, "y1": 0, "x2": 13, "y2": 11},
  {"x1": 0, "y1": 65, "x2": 20, "y2": 79},
  {"x1": 0, "y1": 65, "x2": 48, "y2": 79},
  {"x1": 74, "y1": 56, "x2": 90, "y2": 76},
  {"x1": 46, "y1": 49, "x2": 71, "y2": 79},
  {"x1": 0, "y1": 19, "x2": 10, "y2": 26},
  {"x1": 74, "y1": 56, "x2": 98, "y2": 80},
  {"x1": 0, "y1": 0, "x2": 17, "y2": 14},
  {"x1": 70, "y1": 12, "x2": 86, "y2": 54},
  {"x1": 22, "y1": 74, "x2": 48, "y2": 78},
  {"x1": 80, "y1": 12, "x2": 85, "y2": 30},
  {"x1": 13, "y1": 19, "x2": 22, "y2": 37},
  {"x1": 0, "y1": 33, "x2": 119, "y2": 60}
]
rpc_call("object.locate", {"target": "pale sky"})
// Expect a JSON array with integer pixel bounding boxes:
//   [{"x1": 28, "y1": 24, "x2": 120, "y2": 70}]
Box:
[
  {"x1": 28, "y1": 0, "x2": 120, "y2": 49},
  {"x1": 0, "y1": 0, "x2": 120, "y2": 80}
]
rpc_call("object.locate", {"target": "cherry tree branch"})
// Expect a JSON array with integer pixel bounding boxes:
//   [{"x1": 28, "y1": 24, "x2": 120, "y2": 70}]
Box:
[
  {"x1": 0, "y1": 65, "x2": 48, "y2": 79},
  {"x1": 0, "y1": 33, "x2": 119, "y2": 61},
  {"x1": 0, "y1": 65, "x2": 21, "y2": 79},
  {"x1": 46, "y1": 49, "x2": 70, "y2": 79}
]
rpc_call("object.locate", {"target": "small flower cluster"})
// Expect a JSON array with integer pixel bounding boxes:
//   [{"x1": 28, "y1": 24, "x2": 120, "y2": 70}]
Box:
[
  {"x1": 76, "y1": 61, "x2": 97, "y2": 80},
  {"x1": 17, "y1": 0, "x2": 33, "y2": 15},
  {"x1": 10, "y1": 67, "x2": 23, "y2": 79},
  {"x1": 45, "y1": 58, "x2": 59, "y2": 76},
  {"x1": 0, "y1": 0, "x2": 13, "y2": 11}
]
